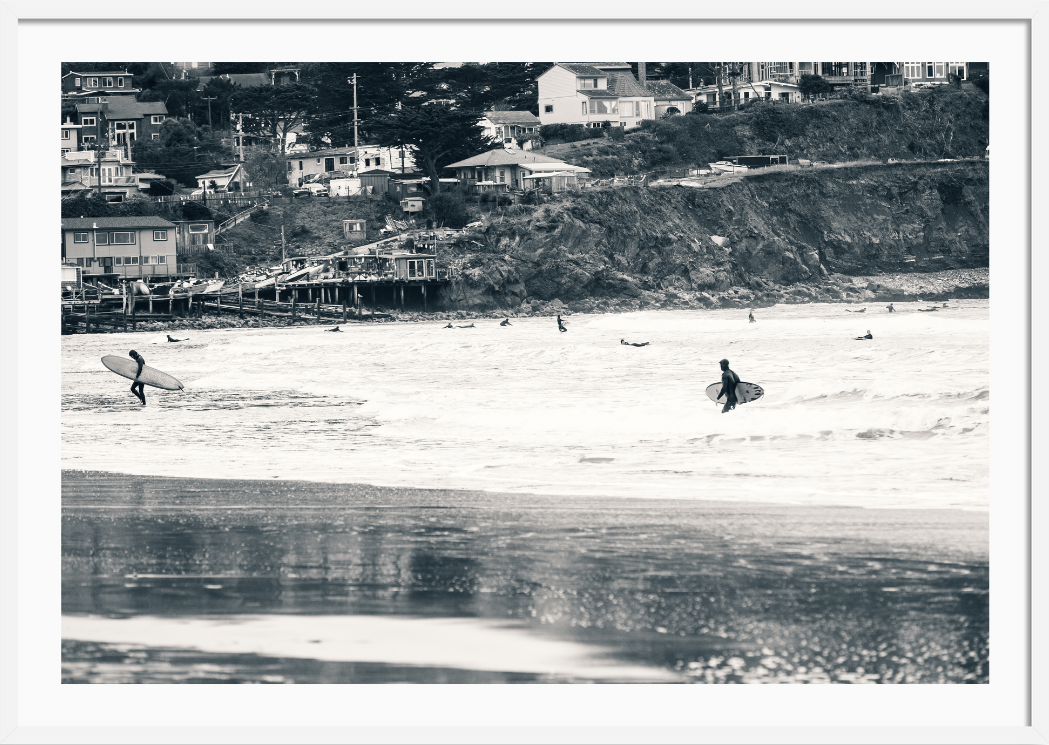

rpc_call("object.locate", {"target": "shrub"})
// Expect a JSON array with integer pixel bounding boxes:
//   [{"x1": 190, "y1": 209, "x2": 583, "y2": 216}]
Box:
[
  {"x1": 427, "y1": 191, "x2": 471, "y2": 228},
  {"x1": 750, "y1": 103, "x2": 809, "y2": 143},
  {"x1": 606, "y1": 126, "x2": 626, "y2": 141},
  {"x1": 181, "y1": 201, "x2": 213, "y2": 220}
]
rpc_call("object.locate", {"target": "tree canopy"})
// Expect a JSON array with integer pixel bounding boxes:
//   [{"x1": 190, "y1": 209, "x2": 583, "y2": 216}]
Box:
[
  {"x1": 132, "y1": 118, "x2": 234, "y2": 187},
  {"x1": 232, "y1": 83, "x2": 316, "y2": 154},
  {"x1": 798, "y1": 74, "x2": 832, "y2": 100},
  {"x1": 368, "y1": 104, "x2": 496, "y2": 193}
]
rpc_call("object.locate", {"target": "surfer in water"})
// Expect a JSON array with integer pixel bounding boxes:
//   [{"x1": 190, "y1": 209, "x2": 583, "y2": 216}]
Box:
[
  {"x1": 129, "y1": 350, "x2": 147, "y2": 405},
  {"x1": 500, "y1": 318, "x2": 512, "y2": 326},
  {"x1": 748, "y1": 310, "x2": 756, "y2": 323},
  {"x1": 719, "y1": 359, "x2": 740, "y2": 414},
  {"x1": 166, "y1": 335, "x2": 187, "y2": 342},
  {"x1": 854, "y1": 330, "x2": 874, "y2": 340},
  {"x1": 458, "y1": 323, "x2": 475, "y2": 328},
  {"x1": 846, "y1": 308, "x2": 866, "y2": 313},
  {"x1": 887, "y1": 303, "x2": 896, "y2": 313},
  {"x1": 621, "y1": 339, "x2": 650, "y2": 347},
  {"x1": 557, "y1": 315, "x2": 567, "y2": 333},
  {"x1": 326, "y1": 326, "x2": 343, "y2": 332},
  {"x1": 443, "y1": 323, "x2": 454, "y2": 329}
]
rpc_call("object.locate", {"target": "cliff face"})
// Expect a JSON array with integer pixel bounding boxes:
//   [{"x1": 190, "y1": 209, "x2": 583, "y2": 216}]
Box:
[{"x1": 438, "y1": 161, "x2": 988, "y2": 310}]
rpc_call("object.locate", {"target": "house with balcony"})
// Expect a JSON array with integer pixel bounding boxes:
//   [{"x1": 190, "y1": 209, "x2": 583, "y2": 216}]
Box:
[
  {"x1": 537, "y1": 62, "x2": 691, "y2": 129},
  {"x1": 285, "y1": 145, "x2": 416, "y2": 187},
  {"x1": 445, "y1": 149, "x2": 590, "y2": 192},
  {"x1": 898, "y1": 62, "x2": 973, "y2": 88},
  {"x1": 61, "y1": 149, "x2": 140, "y2": 202},
  {"x1": 61, "y1": 70, "x2": 140, "y2": 99},
  {"x1": 689, "y1": 79, "x2": 801, "y2": 108},
  {"x1": 61, "y1": 217, "x2": 183, "y2": 279},
  {"x1": 479, "y1": 111, "x2": 541, "y2": 150}
]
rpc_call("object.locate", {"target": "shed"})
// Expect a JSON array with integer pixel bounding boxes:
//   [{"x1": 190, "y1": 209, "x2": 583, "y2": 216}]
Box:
[
  {"x1": 522, "y1": 171, "x2": 579, "y2": 194},
  {"x1": 385, "y1": 252, "x2": 437, "y2": 280},
  {"x1": 329, "y1": 178, "x2": 362, "y2": 196},
  {"x1": 359, "y1": 169, "x2": 395, "y2": 195},
  {"x1": 343, "y1": 219, "x2": 367, "y2": 242},
  {"x1": 400, "y1": 197, "x2": 425, "y2": 214}
]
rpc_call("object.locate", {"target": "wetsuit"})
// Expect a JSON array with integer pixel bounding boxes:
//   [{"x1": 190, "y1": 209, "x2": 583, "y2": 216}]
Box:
[
  {"x1": 887, "y1": 304, "x2": 895, "y2": 313},
  {"x1": 557, "y1": 315, "x2": 567, "y2": 333},
  {"x1": 854, "y1": 332, "x2": 873, "y2": 340},
  {"x1": 129, "y1": 351, "x2": 146, "y2": 405},
  {"x1": 749, "y1": 312, "x2": 756, "y2": 323},
  {"x1": 720, "y1": 367, "x2": 740, "y2": 413},
  {"x1": 500, "y1": 319, "x2": 511, "y2": 326}
]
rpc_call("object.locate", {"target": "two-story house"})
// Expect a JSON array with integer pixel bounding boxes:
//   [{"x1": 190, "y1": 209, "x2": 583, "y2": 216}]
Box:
[
  {"x1": 285, "y1": 145, "x2": 416, "y2": 187},
  {"x1": 61, "y1": 217, "x2": 180, "y2": 279},
  {"x1": 61, "y1": 70, "x2": 140, "y2": 99},
  {"x1": 75, "y1": 98, "x2": 169, "y2": 154},
  {"x1": 61, "y1": 117, "x2": 82, "y2": 155},
  {"x1": 898, "y1": 62, "x2": 972, "y2": 87},
  {"x1": 537, "y1": 62, "x2": 691, "y2": 129},
  {"x1": 61, "y1": 149, "x2": 140, "y2": 202},
  {"x1": 479, "y1": 111, "x2": 541, "y2": 150}
]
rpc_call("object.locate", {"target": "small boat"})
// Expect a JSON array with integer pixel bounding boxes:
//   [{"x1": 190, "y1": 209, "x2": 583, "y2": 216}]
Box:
[{"x1": 709, "y1": 161, "x2": 750, "y2": 174}]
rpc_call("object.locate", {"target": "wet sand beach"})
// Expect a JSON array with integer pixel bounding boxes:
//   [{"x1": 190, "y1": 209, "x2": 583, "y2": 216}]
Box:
[{"x1": 63, "y1": 471, "x2": 988, "y2": 684}]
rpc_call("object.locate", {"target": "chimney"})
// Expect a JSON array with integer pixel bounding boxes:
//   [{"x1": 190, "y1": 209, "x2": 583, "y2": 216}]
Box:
[{"x1": 637, "y1": 62, "x2": 647, "y2": 89}]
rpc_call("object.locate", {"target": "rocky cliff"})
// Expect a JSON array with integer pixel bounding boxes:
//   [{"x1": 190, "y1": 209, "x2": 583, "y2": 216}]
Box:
[{"x1": 437, "y1": 161, "x2": 988, "y2": 312}]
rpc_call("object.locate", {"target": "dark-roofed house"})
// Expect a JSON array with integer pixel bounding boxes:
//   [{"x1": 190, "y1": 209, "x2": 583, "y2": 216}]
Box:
[
  {"x1": 75, "y1": 98, "x2": 169, "y2": 152},
  {"x1": 62, "y1": 70, "x2": 139, "y2": 98},
  {"x1": 537, "y1": 63, "x2": 691, "y2": 128},
  {"x1": 479, "y1": 111, "x2": 541, "y2": 150},
  {"x1": 61, "y1": 216, "x2": 184, "y2": 279},
  {"x1": 445, "y1": 149, "x2": 591, "y2": 192}
]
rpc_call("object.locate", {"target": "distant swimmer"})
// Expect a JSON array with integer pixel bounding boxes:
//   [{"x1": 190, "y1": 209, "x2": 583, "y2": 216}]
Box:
[
  {"x1": 325, "y1": 326, "x2": 343, "y2": 332},
  {"x1": 443, "y1": 323, "x2": 454, "y2": 329},
  {"x1": 846, "y1": 308, "x2": 866, "y2": 313},
  {"x1": 621, "y1": 339, "x2": 650, "y2": 347},
  {"x1": 500, "y1": 318, "x2": 512, "y2": 326},
  {"x1": 748, "y1": 310, "x2": 756, "y2": 323},
  {"x1": 557, "y1": 315, "x2": 567, "y2": 333},
  {"x1": 854, "y1": 330, "x2": 873, "y2": 340},
  {"x1": 166, "y1": 335, "x2": 188, "y2": 342},
  {"x1": 128, "y1": 350, "x2": 147, "y2": 405},
  {"x1": 943, "y1": 302, "x2": 949, "y2": 307},
  {"x1": 887, "y1": 303, "x2": 896, "y2": 313},
  {"x1": 719, "y1": 359, "x2": 741, "y2": 414},
  {"x1": 458, "y1": 323, "x2": 475, "y2": 328}
]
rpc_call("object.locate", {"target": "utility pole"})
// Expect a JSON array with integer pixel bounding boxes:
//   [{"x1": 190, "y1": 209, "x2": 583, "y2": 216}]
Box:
[
  {"x1": 347, "y1": 74, "x2": 360, "y2": 173},
  {"x1": 202, "y1": 96, "x2": 216, "y2": 128},
  {"x1": 281, "y1": 224, "x2": 286, "y2": 263},
  {"x1": 95, "y1": 111, "x2": 105, "y2": 197},
  {"x1": 237, "y1": 112, "x2": 244, "y2": 162}
]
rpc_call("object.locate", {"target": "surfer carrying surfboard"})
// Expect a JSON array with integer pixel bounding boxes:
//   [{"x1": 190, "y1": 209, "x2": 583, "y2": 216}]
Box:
[
  {"x1": 128, "y1": 350, "x2": 147, "y2": 405},
  {"x1": 719, "y1": 359, "x2": 741, "y2": 414}
]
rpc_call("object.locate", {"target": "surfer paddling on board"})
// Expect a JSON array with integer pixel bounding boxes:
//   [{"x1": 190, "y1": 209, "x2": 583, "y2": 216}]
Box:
[
  {"x1": 557, "y1": 315, "x2": 567, "y2": 333},
  {"x1": 621, "y1": 339, "x2": 650, "y2": 347},
  {"x1": 748, "y1": 310, "x2": 756, "y2": 323},
  {"x1": 166, "y1": 335, "x2": 187, "y2": 343},
  {"x1": 128, "y1": 350, "x2": 147, "y2": 405},
  {"x1": 854, "y1": 330, "x2": 873, "y2": 340},
  {"x1": 719, "y1": 359, "x2": 741, "y2": 414},
  {"x1": 325, "y1": 326, "x2": 343, "y2": 332},
  {"x1": 500, "y1": 318, "x2": 512, "y2": 326}
]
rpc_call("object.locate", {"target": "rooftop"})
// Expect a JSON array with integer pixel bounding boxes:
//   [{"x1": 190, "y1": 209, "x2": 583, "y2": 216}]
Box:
[
  {"x1": 446, "y1": 149, "x2": 568, "y2": 169},
  {"x1": 483, "y1": 110, "x2": 541, "y2": 125},
  {"x1": 196, "y1": 72, "x2": 272, "y2": 90},
  {"x1": 645, "y1": 79, "x2": 692, "y2": 98},
  {"x1": 62, "y1": 216, "x2": 177, "y2": 230}
]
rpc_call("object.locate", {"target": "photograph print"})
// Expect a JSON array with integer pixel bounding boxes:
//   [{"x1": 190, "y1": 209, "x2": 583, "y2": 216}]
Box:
[{"x1": 60, "y1": 60, "x2": 990, "y2": 686}]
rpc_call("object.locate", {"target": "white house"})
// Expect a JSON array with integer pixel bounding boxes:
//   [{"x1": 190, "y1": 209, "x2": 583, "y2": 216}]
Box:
[
  {"x1": 537, "y1": 62, "x2": 692, "y2": 129},
  {"x1": 285, "y1": 145, "x2": 416, "y2": 187},
  {"x1": 195, "y1": 164, "x2": 245, "y2": 193},
  {"x1": 479, "y1": 111, "x2": 541, "y2": 149},
  {"x1": 689, "y1": 80, "x2": 802, "y2": 108},
  {"x1": 445, "y1": 148, "x2": 590, "y2": 191}
]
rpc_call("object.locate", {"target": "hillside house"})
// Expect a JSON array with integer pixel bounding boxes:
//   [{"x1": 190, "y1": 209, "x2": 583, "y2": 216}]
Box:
[
  {"x1": 285, "y1": 145, "x2": 415, "y2": 186},
  {"x1": 61, "y1": 70, "x2": 139, "y2": 98},
  {"x1": 61, "y1": 118, "x2": 82, "y2": 154},
  {"x1": 61, "y1": 216, "x2": 182, "y2": 279},
  {"x1": 446, "y1": 149, "x2": 590, "y2": 191},
  {"x1": 171, "y1": 220, "x2": 217, "y2": 256},
  {"x1": 479, "y1": 111, "x2": 541, "y2": 149},
  {"x1": 537, "y1": 62, "x2": 691, "y2": 129},
  {"x1": 899, "y1": 62, "x2": 973, "y2": 87},
  {"x1": 75, "y1": 98, "x2": 168, "y2": 154},
  {"x1": 690, "y1": 80, "x2": 801, "y2": 108},
  {"x1": 61, "y1": 149, "x2": 139, "y2": 202},
  {"x1": 194, "y1": 164, "x2": 245, "y2": 193},
  {"x1": 343, "y1": 219, "x2": 368, "y2": 243}
]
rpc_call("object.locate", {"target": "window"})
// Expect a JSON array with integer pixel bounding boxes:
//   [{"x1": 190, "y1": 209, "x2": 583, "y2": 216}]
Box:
[
  {"x1": 117, "y1": 77, "x2": 124, "y2": 88},
  {"x1": 157, "y1": 255, "x2": 166, "y2": 264},
  {"x1": 582, "y1": 101, "x2": 587, "y2": 115},
  {"x1": 798, "y1": 62, "x2": 813, "y2": 74},
  {"x1": 339, "y1": 156, "x2": 348, "y2": 165},
  {"x1": 114, "y1": 256, "x2": 123, "y2": 266},
  {"x1": 579, "y1": 77, "x2": 599, "y2": 89},
  {"x1": 87, "y1": 77, "x2": 98, "y2": 87},
  {"x1": 62, "y1": 130, "x2": 70, "y2": 140},
  {"x1": 188, "y1": 224, "x2": 208, "y2": 234},
  {"x1": 498, "y1": 169, "x2": 505, "y2": 183},
  {"x1": 903, "y1": 62, "x2": 922, "y2": 79},
  {"x1": 587, "y1": 99, "x2": 618, "y2": 114},
  {"x1": 298, "y1": 161, "x2": 303, "y2": 171},
  {"x1": 104, "y1": 77, "x2": 113, "y2": 87},
  {"x1": 544, "y1": 104, "x2": 553, "y2": 113},
  {"x1": 926, "y1": 63, "x2": 934, "y2": 77},
  {"x1": 73, "y1": 232, "x2": 88, "y2": 243},
  {"x1": 153, "y1": 230, "x2": 168, "y2": 241},
  {"x1": 62, "y1": 149, "x2": 71, "y2": 155},
  {"x1": 111, "y1": 232, "x2": 135, "y2": 244},
  {"x1": 949, "y1": 62, "x2": 966, "y2": 79},
  {"x1": 75, "y1": 77, "x2": 80, "y2": 86},
  {"x1": 82, "y1": 135, "x2": 95, "y2": 144},
  {"x1": 151, "y1": 115, "x2": 164, "y2": 124},
  {"x1": 104, "y1": 194, "x2": 124, "y2": 203},
  {"x1": 151, "y1": 133, "x2": 159, "y2": 140},
  {"x1": 935, "y1": 62, "x2": 945, "y2": 78},
  {"x1": 75, "y1": 257, "x2": 84, "y2": 267},
  {"x1": 94, "y1": 232, "x2": 108, "y2": 245},
  {"x1": 82, "y1": 117, "x2": 96, "y2": 127},
  {"x1": 127, "y1": 256, "x2": 139, "y2": 265}
]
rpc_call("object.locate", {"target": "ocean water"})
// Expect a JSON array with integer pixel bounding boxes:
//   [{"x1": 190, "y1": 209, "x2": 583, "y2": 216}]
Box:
[{"x1": 61, "y1": 300, "x2": 989, "y2": 510}]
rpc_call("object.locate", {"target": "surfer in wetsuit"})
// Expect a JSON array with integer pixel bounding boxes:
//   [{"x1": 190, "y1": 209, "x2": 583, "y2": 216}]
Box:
[
  {"x1": 129, "y1": 350, "x2": 146, "y2": 405},
  {"x1": 887, "y1": 303, "x2": 895, "y2": 313},
  {"x1": 719, "y1": 358, "x2": 740, "y2": 414},
  {"x1": 854, "y1": 330, "x2": 873, "y2": 340},
  {"x1": 326, "y1": 326, "x2": 342, "y2": 332},
  {"x1": 557, "y1": 315, "x2": 567, "y2": 333},
  {"x1": 621, "y1": 339, "x2": 649, "y2": 347},
  {"x1": 500, "y1": 318, "x2": 512, "y2": 326},
  {"x1": 166, "y1": 335, "x2": 187, "y2": 342},
  {"x1": 443, "y1": 323, "x2": 454, "y2": 328},
  {"x1": 748, "y1": 310, "x2": 756, "y2": 323}
]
